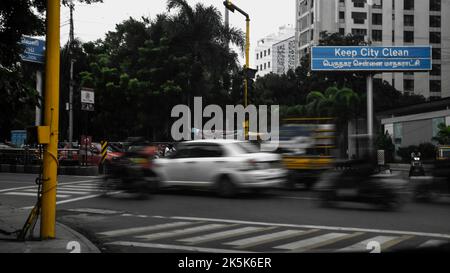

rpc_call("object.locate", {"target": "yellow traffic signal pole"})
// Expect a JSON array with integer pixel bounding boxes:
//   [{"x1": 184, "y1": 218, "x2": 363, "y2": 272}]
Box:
[
  {"x1": 223, "y1": 1, "x2": 250, "y2": 139},
  {"x1": 40, "y1": 0, "x2": 60, "y2": 239}
]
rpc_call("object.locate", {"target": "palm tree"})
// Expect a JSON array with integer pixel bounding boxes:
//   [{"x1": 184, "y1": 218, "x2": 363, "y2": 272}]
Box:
[
  {"x1": 306, "y1": 86, "x2": 361, "y2": 158},
  {"x1": 433, "y1": 123, "x2": 450, "y2": 145},
  {"x1": 165, "y1": 0, "x2": 245, "y2": 105}
]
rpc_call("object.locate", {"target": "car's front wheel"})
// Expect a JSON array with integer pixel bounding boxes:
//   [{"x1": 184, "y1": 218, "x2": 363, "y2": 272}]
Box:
[{"x1": 216, "y1": 176, "x2": 237, "y2": 198}]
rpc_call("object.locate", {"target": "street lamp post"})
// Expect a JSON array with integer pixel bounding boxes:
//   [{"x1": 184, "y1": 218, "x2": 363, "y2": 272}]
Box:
[{"x1": 223, "y1": 0, "x2": 251, "y2": 139}]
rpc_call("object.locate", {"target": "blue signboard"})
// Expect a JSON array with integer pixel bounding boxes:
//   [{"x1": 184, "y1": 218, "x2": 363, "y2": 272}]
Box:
[
  {"x1": 20, "y1": 36, "x2": 45, "y2": 64},
  {"x1": 311, "y1": 46, "x2": 432, "y2": 71}
]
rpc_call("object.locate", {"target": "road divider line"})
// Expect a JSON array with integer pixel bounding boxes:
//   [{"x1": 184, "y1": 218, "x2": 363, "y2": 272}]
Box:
[
  {"x1": 169, "y1": 216, "x2": 450, "y2": 239},
  {"x1": 106, "y1": 241, "x2": 256, "y2": 253},
  {"x1": 135, "y1": 224, "x2": 230, "y2": 241},
  {"x1": 98, "y1": 222, "x2": 195, "y2": 237},
  {"x1": 178, "y1": 226, "x2": 272, "y2": 245}
]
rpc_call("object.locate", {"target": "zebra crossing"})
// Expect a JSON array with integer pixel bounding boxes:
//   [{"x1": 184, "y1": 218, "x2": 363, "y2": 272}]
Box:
[
  {"x1": 0, "y1": 180, "x2": 105, "y2": 202},
  {"x1": 96, "y1": 217, "x2": 450, "y2": 253}
]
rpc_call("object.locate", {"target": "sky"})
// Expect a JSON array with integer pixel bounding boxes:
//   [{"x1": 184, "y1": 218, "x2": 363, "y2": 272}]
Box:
[{"x1": 60, "y1": 0, "x2": 295, "y2": 65}]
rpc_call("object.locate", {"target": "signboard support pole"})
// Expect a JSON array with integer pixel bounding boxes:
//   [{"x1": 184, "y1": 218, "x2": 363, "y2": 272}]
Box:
[
  {"x1": 35, "y1": 70, "x2": 43, "y2": 126},
  {"x1": 367, "y1": 74, "x2": 374, "y2": 153}
]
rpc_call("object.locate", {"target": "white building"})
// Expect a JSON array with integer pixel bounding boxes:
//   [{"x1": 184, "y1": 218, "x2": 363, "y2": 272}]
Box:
[
  {"x1": 295, "y1": 0, "x2": 450, "y2": 98},
  {"x1": 255, "y1": 25, "x2": 295, "y2": 77},
  {"x1": 273, "y1": 36, "x2": 297, "y2": 75}
]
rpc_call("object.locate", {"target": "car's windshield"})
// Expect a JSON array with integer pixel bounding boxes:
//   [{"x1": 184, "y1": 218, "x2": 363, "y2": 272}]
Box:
[{"x1": 230, "y1": 142, "x2": 260, "y2": 154}]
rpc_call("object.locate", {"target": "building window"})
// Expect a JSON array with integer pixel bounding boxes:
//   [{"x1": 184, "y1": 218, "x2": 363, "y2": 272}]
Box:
[
  {"x1": 404, "y1": 0, "x2": 414, "y2": 10},
  {"x1": 404, "y1": 15, "x2": 414, "y2": 27},
  {"x1": 430, "y1": 80, "x2": 441, "y2": 92},
  {"x1": 430, "y1": 32, "x2": 441, "y2": 44},
  {"x1": 404, "y1": 72, "x2": 414, "y2": 76},
  {"x1": 404, "y1": 31, "x2": 414, "y2": 43},
  {"x1": 432, "y1": 48, "x2": 441, "y2": 59},
  {"x1": 268, "y1": 49, "x2": 270, "y2": 56},
  {"x1": 430, "y1": 0, "x2": 441, "y2": 11},
  {"x1": 264, "y1": 50, "x2": 266, "y2": 57},
  {"x1": 353, "y1": 0, "x2": 365, "y2": 8},
  {"x1": 430, "y1": 16, "x2": 441, "y2": 28},
  {"x1": 339, "y1": 28, "x2": 345, "y2": 35},
  {"x1": 268, "y1": 62, "x2": 271, "y2": 68},
  {"x1": 431, "y1": 64, "x2": 441, "y2": 76},
  {"x1": 352, "y1": 12, "x2": 367, "y2": 24},
  {"x1": 372, "y1": 13, "x2": 382, "y2": 25},
  {"x1": 256, "y1": 54, "x2": 259, "y2": 60},
  {"x1": 404, "y1": 79, "x2": 414, "y2": 92},
  {"x1": 339, "y1": 11, "x2": 345, "y2": 20},
  {"x1": 372, "y1": 30, "x2": 382, "y2": 41},
  {"x1": 264, "y1": 63, "x2": 266, "y2": 70},
  {"x1": 352, "y1": 28, "x2": 367, "y2": 37},
  {"x1": 373, "y1": 0, "x2": 383, "y2": 9}
]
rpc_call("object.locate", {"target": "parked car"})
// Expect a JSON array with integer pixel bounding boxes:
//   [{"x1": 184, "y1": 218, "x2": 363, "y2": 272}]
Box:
[{"x1": 152, "y1": 140, "x2": 287, "y2": 197}]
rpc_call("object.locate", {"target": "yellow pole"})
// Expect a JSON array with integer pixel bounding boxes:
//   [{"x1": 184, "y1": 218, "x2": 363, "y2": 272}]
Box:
[{"x1": 40, "y1": 0, "x2": 60, "y2": 239}]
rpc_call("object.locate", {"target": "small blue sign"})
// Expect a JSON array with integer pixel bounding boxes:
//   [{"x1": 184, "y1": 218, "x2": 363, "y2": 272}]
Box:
[
  {"x1": 311, "y1": 46, "x2": 432, "y2": 71},
  {"x1": 20, "y1": 36, "x2": 45, "y2": 64}
]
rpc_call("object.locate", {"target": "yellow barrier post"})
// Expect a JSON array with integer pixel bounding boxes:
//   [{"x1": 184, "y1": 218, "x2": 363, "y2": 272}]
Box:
[{"x1": 40, "y1": 0, "x2": 60, "y2": 239}]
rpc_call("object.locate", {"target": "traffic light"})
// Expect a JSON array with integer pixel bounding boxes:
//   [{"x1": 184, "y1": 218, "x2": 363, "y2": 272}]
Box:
[
  {"x1": 223, "y1": 1, "x2": 235, "y2": 12},
  {"x1": 245, "y1": 67, "x2": 258, "y2": 79}
]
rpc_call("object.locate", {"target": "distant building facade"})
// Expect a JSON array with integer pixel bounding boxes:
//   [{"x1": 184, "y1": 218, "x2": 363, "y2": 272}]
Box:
[
  {"x1": 295, "y1": 0, "x2": 450, "y2": 98},
  {"x1": 255, "y1": 25, "x2": 295, "y2": 77}
]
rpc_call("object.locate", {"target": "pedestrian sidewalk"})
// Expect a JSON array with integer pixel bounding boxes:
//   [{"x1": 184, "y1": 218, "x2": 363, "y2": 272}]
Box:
[{"x1": 0, "y1": 204, "x2": 100, "y2": 253}]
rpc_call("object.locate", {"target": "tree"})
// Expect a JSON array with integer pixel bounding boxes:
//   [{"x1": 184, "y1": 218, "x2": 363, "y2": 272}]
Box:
[
  {"x1": 79, "y1": 1, "x2": 245, "y2": 141},
  {"x1": 433, "y1": 123, "x2": 450, "y2": 145},
  {"x1": 0, "y1": 0, "x2": 103, "y2": 141}
]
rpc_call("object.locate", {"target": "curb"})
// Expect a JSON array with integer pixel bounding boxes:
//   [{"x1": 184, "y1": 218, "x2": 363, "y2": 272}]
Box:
[{"x1": 56, "y1": 222, "x2": 101, "y2": 253}]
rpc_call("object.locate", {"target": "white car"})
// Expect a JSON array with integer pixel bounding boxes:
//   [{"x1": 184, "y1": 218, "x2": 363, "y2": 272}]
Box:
[{"x1": 152, "y1": 139, "x2": 287, "y2": 197}]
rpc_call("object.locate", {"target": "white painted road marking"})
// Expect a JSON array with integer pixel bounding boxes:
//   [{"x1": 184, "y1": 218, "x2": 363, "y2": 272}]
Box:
[
  {"x1": 68, "y1": 208, "x2": 123, "y2": 215},
  {"x1": 169, "y1": 216, "x2": 450, "y2": 239},
  {"x1": 337, "y1": 236, "x2": 398, "y2": 252},
  {"x1": 106, "y1": 241, "x2": 255, "y2": 253},
  {"x1": 224, "y1": 230, "x2": 308, "y2": 249},
  {"x1": 135, "y1": 224, "x2": 230, "y2": 241},
  {"x1": 98, "y1": 222, "x2": 195, "y2": 237},
  {"x1": 4, "y1": 192, "x2": 70, "y2": 198},
  {"x1": 0, "y1": 180, "x2": 98, "y2": 193},
  {"x1": 178, "y1": 226, "x2": 269, "y2": 245},
  {"x1": 419, "y1": 239, "x2": 448, "y2": 248},
  {"x1": 274, "y1": 232, "x2": 350, "y2": 250}
]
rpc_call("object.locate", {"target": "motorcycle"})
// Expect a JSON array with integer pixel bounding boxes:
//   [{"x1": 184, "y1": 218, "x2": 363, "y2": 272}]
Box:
[
  {"x1": 314, "y1": 160, "x2": 409, "y2": 211},
  {"x1": 409, "y1": 155, "x2": 425, "y2": 177},
  {"x1": 100, "y1": 146, "x2": 159, "y2": 198}
]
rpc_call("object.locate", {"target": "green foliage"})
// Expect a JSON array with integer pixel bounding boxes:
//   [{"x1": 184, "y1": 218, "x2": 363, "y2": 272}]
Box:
[
  {"x1": 375, "y1": 131, "x2": 395, "y2": 163},
  {"x1": 433, "y1": 123, "x2": 450, "y2": 145},
  {"x1": 78, "y1": 0, "x2": 245, "y2": 141}
]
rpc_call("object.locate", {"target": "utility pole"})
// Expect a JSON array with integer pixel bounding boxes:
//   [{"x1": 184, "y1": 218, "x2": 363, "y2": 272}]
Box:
[
  {"x1": 41, "y1": 0, "x2": 60, "y2": 239},
  {"x1": 68, "y1": 1, "x2": 75, "y2": 147}
]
